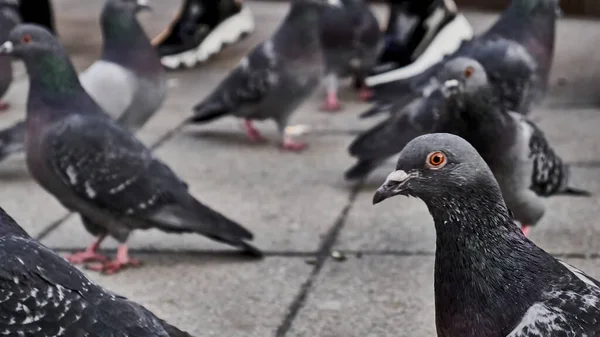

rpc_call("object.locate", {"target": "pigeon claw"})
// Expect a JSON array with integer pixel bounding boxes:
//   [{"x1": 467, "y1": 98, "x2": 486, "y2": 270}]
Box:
[
  {"x1": 358, "y1": 87, "x2": 374, "y2": 102},
  {"x1": 281, "y1": 138, "x2": 308, "y2": 152},
  {"x1": 66, "y1": 251, "x2": 109, "y2": 264},
  {"x1": 86, "y1": 258, "x2": 141, "y2": 275},
  {"x1": 320, "y1": 92, "x2": 342, "y2": 112}
]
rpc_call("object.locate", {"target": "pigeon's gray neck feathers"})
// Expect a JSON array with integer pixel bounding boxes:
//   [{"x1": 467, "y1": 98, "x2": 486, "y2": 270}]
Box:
[
  {"x1": 100, "y1": 7, "x2": 156, "y2": 72},
  {"x1": 426, "y1": 179, "x2": 559, "y2": 337},
  {"x1": 273, "y1": 3, "x2": 323, "y2": 57}
]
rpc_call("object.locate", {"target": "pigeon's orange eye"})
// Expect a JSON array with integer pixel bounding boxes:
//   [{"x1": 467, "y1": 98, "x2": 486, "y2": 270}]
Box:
[
  {"x1": 426, "y1": 151, "x2": 447, "y2": 169},
  {"x1": 464, "y1": 66, "x2": 474, "y2": 78},
  {"x1": 21, "y1": 34, "x2": 32, "y2": 44}
]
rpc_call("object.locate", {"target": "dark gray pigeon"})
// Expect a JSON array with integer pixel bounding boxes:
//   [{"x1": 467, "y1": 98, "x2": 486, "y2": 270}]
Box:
[
  {"x1": 349, "y1": 57, "x2": 588, "y2": 235},
  {"x1": 0, "y1": 206, "x2": 194, "y2": 336},
  {"x1": 0, "y1": 0, "x2": 166, "y2": 163},
  {"x1": 0, "y1": 0, "x2": 19, "y2": 111},
  {"x1": 318, "y1": 0, "x2": 383, "y2": 111},
  {"x1": 366, "y1": 0, "x2": 559, "y2": 117},
  {"x1": 0, "y1": 24, "x2": 261, "y2": 274},
  {"x1": 189, "y1": 0, "x2": 336, "y2": 152},
  {"x1": 373, "y1": 133, "x2": 600, "y2": 337}
]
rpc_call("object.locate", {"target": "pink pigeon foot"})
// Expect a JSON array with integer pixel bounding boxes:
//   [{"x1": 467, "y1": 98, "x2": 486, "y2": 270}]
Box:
[
  {"x1": 320, "y1": 92, "x2": 342, "y2": 112},
  {"x1": 358, "y1": 87, "x2": 373, "y2": 102},
  {"x1": 0, "y1": 101, "x2": 9, "y2": 111},
  {"x1": 521, "y1": 225, "x2": 530, "y2": 237},
  {"x1": 244, "y1": 120, "x2": 267, "y2": 142},
  {"x1": 66, "y1": 236, "x2": 108, "y2": 264},
  {"x1": 86, "y1": 244, "x2": 140, "y2": 275},
  {"x1": 281, "y1": 137, "x2": 307, "y2": 152}
]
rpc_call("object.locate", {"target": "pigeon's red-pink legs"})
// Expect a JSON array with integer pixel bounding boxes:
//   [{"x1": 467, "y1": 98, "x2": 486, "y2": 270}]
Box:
[
  {"x1": 244, "y1": 119, "x2": 266, "y2": 142},
  {"x1": 87, "y1": 244, "x2": 140, "y2": 275},
  {"x1": 358, "y1": 86, "x2": 374, "y2": 102},
  {"x1": 521, "y1": 225, "x2": 530, "y2": 237},
  {"x1": 320, "y1": 73, "x2": 342, "y2": 112},
  {"x1": 282, "y1": 136, "x2": 307, "y2": 152},
  {"x1": 321, "y1": 91, "x2": 342, "y2": 112},
  {"x1": 66, "y1": 235, "x2": 108, "y2": 264}
]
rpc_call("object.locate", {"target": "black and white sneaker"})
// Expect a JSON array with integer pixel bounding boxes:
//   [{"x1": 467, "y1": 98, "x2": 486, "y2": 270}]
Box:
[
  {"x1": 366, "y1": 0, "x2": 472, "y2": 86},
  {"x1": 152, "y1": 0, "x2": 255, "y2": 69}
]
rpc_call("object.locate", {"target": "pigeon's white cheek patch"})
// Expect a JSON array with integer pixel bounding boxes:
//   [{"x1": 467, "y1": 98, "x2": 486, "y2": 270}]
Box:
[{"x1": 385, "y1": 170, "x2": 409, "y2": 184}]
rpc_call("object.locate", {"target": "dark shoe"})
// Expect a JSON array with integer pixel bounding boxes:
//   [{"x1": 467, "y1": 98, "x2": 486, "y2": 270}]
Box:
[
  {"x1": 152, "y1": 0, "x2": 254, "y2": 69},
  {"x1": 368, "y1": 0, "x2": 472, "y2": 84},
  {"x1": 18, "y1": 0, "x2": 56, "y2": 34}
]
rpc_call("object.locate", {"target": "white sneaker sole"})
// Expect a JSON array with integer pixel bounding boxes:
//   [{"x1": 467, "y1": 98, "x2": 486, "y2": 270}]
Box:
[
  {"x1": 365, "y1": 13, "x2": 474, "y2": 87},
  {"x1": 160, "y1": 5, "x2": 255, "y2": 69}
]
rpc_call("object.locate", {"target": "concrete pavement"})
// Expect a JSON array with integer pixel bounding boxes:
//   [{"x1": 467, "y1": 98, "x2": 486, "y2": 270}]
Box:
[{"x1": 1, "y1": 1, "x2": 600, "y2": 336}]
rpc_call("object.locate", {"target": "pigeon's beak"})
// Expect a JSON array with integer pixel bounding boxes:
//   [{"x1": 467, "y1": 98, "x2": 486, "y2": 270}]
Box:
[
  {"x1": 373, "y1": 170, "x2": 412, "y2": 205},
  {"x1": 136, "y1": 0, "x2": 152, "y2": 12},
  {"x1": 0, "y1": 41, "x2": 13, "y2": 55},
  {"x1": 441, "y1": 79, "x2": 462, "y2": 97}
]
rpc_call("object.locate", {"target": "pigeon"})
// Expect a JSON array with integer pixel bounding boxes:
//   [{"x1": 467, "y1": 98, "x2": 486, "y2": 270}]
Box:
[
  {"x1": 349, "y1": 57, "x2": 588, "y2": 234},
  {"x1": 0, "y1": 24, "x2": 262, "y2": 274},
  {"x1": 189, "y1": 0, "x2": 336, "y2": 152},
  {"x1": 373, "y1": 133, "x2": 600, "y2": 337},
  {"x1": 79, "y1": 0, "x2": 167, "y2": 131},
  {"x1": 0, "y1": 0, "x2": 19, "y2": 111},
  {"x1": 0, "y1": 0, "x2": 166, "y2": 163},
  {"x1": 318, "y1": 0, "x2": 383, "y2": 111},
  {"x1": 366, "y1": 0, "x2": 559, "y2": 117},
  {"x1": 0, "y1": 206, "x2": 194, "y2": 337}
]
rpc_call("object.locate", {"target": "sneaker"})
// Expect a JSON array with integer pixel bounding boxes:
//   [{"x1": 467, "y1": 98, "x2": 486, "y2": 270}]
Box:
[
  {"x1": 367, "y1": 0, "x2": 473, "y2": 86},
  {"x1": 152, "y1": 0, "x2": 255, "y2": 69}
]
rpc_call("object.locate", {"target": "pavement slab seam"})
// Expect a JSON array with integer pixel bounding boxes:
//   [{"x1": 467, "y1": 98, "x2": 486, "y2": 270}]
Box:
[{"x1": 275, "y1": 181, "x2": 362, "y2": 337}]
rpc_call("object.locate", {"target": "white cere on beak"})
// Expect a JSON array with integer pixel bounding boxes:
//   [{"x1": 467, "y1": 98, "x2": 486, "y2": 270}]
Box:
[
  {"x1": 0, "y1": 41, "x2": 13, "y2": 53},
  {"x1": 137, "y1": 0, "x2": 149, "y2": 6},
  {"x1": 327, "y1": 0, "x2": 342, "y2": 7},
  {"x1": 444, "y1": 79, "x2": 460, "y2": 88},
  {"x1": 385, "y1": 170, "x2": 409, "y2": 184}
]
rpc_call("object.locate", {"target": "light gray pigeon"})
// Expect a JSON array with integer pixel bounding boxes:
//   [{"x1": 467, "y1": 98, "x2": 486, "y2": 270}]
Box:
[
  {"x1": 318, "y1": 0, "x2": 383, "y2": 111},
  {"x1": 0, "y1": 0, "x2": 166, "y2": 163},
  {"x1": 80, "y1": 0, "x2": 167, "y2": 131},
  {"x1": 373, "y1": 133, "x2": 600, "y2": 337},
  {"x1": 349, "y1": 57, "x2": 588, "y2": 235},
  {"x1": 0, "y1": 24, "x2": 261, "y2": 274},
  {"x1": 366, "y1": 0, "x2": 559, "y2": 117},
  {"x1": 0, "y1": 206, "x2": 194, "y2": 337},
  {"x1": 189, "y1": 0, "x2": 336, "y2": 152},
  {"x1": 0, "y1": 0, "x2": 19, "y2": 111}
]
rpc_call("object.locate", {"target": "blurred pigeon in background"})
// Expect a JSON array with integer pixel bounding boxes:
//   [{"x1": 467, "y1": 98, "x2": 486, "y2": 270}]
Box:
[
  {"x1": 373, "y1": 133, "x2": 600, "y2": 337},
  {"x1": 0, "y1": 24, "x2": 261, "y2": 274},
  {"x1": 366, "y1": 0, "x2": 559, "y2": 116},
  {"x1": 0, "y1": 0, "x2": 166, "y2": 163},
  {"x1": 0, "y1": 0, "x2": 19, "y2": 111},
  {"x1": 0, "y1": 206, "x2": 194, "y2": 336},
  {"x1": 350, "y1": 57, "x2": 588, "y2": 234},
  {"x1": 318, "y1": 0, "x2": 383, "y2": 111},
  {"x1": 189, "y1": 0, "x2": 336, "y2": 152}
]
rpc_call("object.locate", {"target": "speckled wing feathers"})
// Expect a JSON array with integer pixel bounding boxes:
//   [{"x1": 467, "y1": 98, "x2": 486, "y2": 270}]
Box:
[
  {"x1": 524, "y1": 119, "x2": 567, "y2": 196},
  {"x1": 0, "y1": 236, "x2": 171, "y2": 337}
]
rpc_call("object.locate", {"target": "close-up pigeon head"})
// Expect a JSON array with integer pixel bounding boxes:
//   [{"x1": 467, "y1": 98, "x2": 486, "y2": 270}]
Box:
[
  {"x1": 438, "y1": 57, "x2": 488, "y2": 97},
  {"x1": 373, "y1": 133, "x2": 499, "y2": 204},
  {"x1": 0, "y1": 23, "x2": 60, "y2": 60}
]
